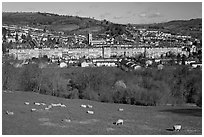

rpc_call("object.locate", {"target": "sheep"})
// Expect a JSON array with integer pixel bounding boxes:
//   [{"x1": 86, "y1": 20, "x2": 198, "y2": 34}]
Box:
[
  {"x1": 81, "y1": 104, "x2": 87, "y2": 108},
  {"x1": 62, "y1": 118, "x2": 71, "y2": 123},
  {"x1": 51, "y1": 103, "x2": 58, "y2": 107},
  {"x1": 40, "y1": 103, "x2": 46, "y2": 106},
  {"x1": 173, "y1": 125, "x2": 182, "y2": 131},
  {"x1": 6, "y1": 111, "x2": 14, "y2": 115},
  {"x1": 87, "y1": 104, "x2": 93, "y2": 108},
  {"x1": 34, "y1": 102, "x2": 41, "y2": 106},
  {"x1": 51, "y1": 103, "x2": 64, "y2": 107},
  {"x1": 44, "y1": 107, "x2": 50, "y2": 110},
  {"x1": 60, "y1": 104, "x2": 66, "y2": 107},
  {"x1": 31, "y1": 108, "x2": 37, "y2": 112},
  {"x1": 56, "y1": 103, "x2": 62, "y2": 106},
  {"x1": 48, "y1": 105, "x2": 52, "y2": 109},
  {"x1": 87, "y1": 110, "x2": 94, "y2": 114},
  {"x1": 24, "y1": 102, "x2": 30, "y2": 105},
  {"x1": 118, "y1": 108, "x2": 124, "y2": 111},
  {"x1": 114, "y1": 119, "x2": 124, "y2": 125},
  {"x1": 3, "y1": 90, "x2": 13, "y2": 93}
]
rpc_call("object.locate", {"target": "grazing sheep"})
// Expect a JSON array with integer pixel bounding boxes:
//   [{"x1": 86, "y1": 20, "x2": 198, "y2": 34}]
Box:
[
  {"x1": 48, "y1": 105, "x2": 52, "y2": 109},
  {"x1": 60, "y1": 104, "x2": 66, "y2": 107},
  {"x1": 6, "y1": 111, "x2": 14, "y2": 115},
  {"x1": 87, "y1": 105, "x2": 93, "y2": 108},
  {"x1": 40, "y1": 103, "x2": 46, "y2": 106},
  {"x1": 56, "y1": 103, "x2": 62, "y2": 106},
  {"x1": 44, "y1": 107, "x2": 50, "y2": 110},
  {"x1": 24, "y1": 102, "x2": 29, "y2": 105},
  {"x1": 51, "y1": 103, "x2": 58, "y2": 107},
  {"x1": 34, "y1": 102, "x2": 41, "y2": 106},
  {"x1": 31, "y1": 108, "x2": 37, "y2": 112},
  {"x1": 81, "y1": 104, "x2": 87, "y2": 108},
  {"x1": 87, "y1": 110, "x2": 94, "y2": 114},
  {"x1": 173, "y1": 125, "x2": 182, "y2": 131},
  {"x1": 62, "y1": 118, "x2": 71, "y2": 123},
  {"x1": 3, "y1": 90, "x2": 13, "y2": 93},
  {"x1": 118, "y1": 108, "x2": 124, "y2": 111},
  {"x1": 115, "y1": 119, "x2": 124, "y2": 125}
]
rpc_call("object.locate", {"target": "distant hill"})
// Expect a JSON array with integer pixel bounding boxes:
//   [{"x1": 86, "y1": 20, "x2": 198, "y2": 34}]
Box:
[
  {"x1": 134, "y1": 18, "x2": 202, "y2": 39},
  {"x1": 2, "y1": 12, "x2": 202, "y2": 39},
  {"x1": 2, "y1": 12, "x2": 109, "y2": 35}
]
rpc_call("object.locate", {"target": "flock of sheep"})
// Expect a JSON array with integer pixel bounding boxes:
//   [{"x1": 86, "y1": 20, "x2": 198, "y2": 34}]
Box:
[
  {"x1": 4, "y1": 90, "x2": 182, "y2": 132},
  {"x1": 6, "y1": 100, "x2": 125, "y2": 126}
]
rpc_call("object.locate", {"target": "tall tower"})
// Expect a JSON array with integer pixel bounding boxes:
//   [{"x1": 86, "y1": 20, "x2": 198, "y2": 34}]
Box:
[{"x1": 88, "y1": 33, "x2": 92, "y2": 45}]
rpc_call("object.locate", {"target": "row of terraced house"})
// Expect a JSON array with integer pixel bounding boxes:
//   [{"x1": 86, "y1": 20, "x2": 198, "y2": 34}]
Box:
[{"x1": 8, "y1": 46, "x2": 186, "y2": 60}]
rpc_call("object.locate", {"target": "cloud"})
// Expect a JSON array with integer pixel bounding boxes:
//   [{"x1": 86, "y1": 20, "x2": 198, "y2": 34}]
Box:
[
  {"x1": 113, "y1": 16, "x2": 123, "y2": 19},
  {"x1": 139, "y1": 11, "x2": 162, "y2": 18},
  {"x1": 112, "y1": 15, "x2": 130, "y2": 20},
  {"x1": 139, "y1": 12, "x2": 147, "y2": 17},
  {"x1": 148, "y1": 12, "x2": 162, "y2": 18},
  {"x1": 75, "y1": 10, "x2": 82, "y2": 15}
]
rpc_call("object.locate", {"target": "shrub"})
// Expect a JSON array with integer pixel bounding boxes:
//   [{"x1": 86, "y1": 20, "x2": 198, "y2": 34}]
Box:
[
  {"x1": 81, "y1": 87, "x2": 99, "y2": 101},
  {"x1": 2, "y1": 63, "x2": 22, "y2": 91},
  {"x1": 20, "y1": 64, "x2": 41, "y2": 91}
]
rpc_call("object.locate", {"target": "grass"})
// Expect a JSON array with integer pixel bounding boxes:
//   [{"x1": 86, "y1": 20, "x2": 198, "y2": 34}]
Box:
[
  {"x1": 51, "y1": 24, "x2": 80, "y2": 32},
  {"x1": 2, "y1": 91, "x2": 202, "y2": 135}
]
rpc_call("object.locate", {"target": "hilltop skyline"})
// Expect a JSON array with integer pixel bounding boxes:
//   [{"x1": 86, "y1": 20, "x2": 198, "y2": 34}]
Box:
[{"x1": 2, "y1": 2, "x2": 202, "y2": 24}]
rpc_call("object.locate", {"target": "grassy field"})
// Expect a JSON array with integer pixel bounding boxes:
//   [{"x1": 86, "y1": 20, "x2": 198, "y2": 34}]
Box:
[{"x1": 2, "y1": 91, "x2": 202, "y2": 135}]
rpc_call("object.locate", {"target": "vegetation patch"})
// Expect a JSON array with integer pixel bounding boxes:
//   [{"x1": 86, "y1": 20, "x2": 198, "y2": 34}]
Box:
[{"x1": 2, "y1": 63, "x2": 202, "y2": 107}]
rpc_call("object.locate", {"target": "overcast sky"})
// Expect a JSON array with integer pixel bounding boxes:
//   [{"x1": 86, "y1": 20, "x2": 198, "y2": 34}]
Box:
[{"x1": 2, "y1": 2, "x2": 202, "y2": 24}]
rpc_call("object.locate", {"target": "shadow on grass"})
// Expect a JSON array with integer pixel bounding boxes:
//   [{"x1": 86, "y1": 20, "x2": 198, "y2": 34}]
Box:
[
  {"x1": 160, "y1": 108, "x2": 202, "y2": 117},
  {"x1": 166, "y1": 128, "x2": 174, "y2": 131}
]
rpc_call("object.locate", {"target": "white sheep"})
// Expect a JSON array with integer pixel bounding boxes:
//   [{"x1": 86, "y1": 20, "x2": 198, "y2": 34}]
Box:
[
  {"x1": 51, "y1": 103, "x2": 57, "y2": 107},
  {"x1": 56, "y1": 103, "x2": 62, "y2": 106},
  {"x1": 173, "y1": 125, "x2": 182, "y2": 131},
  {"x1": 44, "y1": 107, "x2": 50, "y2": 110},
  {"x1": 6, "y1": 111, "x2": 14, "y2": 115},
  {"x1": 40, "y1": 103, "x2": 46, "y2": 106},
  {"x1": 115, "y1": 119, "x2": 124, "y2": 125},
  {"x1": 31, "y1": 108, "x2": 37, "y2": 112},
  {"x1": 87, "y1": 104, "x2": 93, "y2": 108},
  {"x1": 81, "y1": 104, "x2": 87, "y2": 108},
  {"x1": 87, "y1": 110, "x2": 94, "y2": 114},
  {"x1": 34, "y1": 102, "x2": 41, "y2": 106},
  {"x1": 62, "y1": 118, "x2": 71, "y2": 122},
  {"x1": 60, "y1": 104, "x2": 66, "y2": 107},
  {"x1": 24, "y1": 102, "x2": 30, "y2": 105},
  {"x1": 118, "y1": 108, "x2": 124, "y2": 111},
  {"x1": 48, "y1": 105, "x2": 52, "y2": 109}
]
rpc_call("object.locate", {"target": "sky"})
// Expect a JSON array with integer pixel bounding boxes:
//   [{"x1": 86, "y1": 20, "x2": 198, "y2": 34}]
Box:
[{"x1": 2, "y1": 2, "x2": 202, "y2": 24}]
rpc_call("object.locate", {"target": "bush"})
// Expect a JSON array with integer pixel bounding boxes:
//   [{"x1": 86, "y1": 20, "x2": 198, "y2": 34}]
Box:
[
  {"x1": 20, "y1": 64, "x2": 41, "y2": 91},
  {"x1": 82, "y1": 87, "x2": 99, "y2": 101}
]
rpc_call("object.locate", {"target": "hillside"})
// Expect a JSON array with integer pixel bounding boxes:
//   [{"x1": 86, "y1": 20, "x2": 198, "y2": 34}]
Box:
[
  {"x1": 3, "y1": 12, "x2": 201, "y2": 38},
  {"x1": 134, "y1": 18, "x2": 202, "y2": 39},
  {"x1": 2, "y1": 12, "x2": 129, "y2": 36},
  {"x1": 2, "y1": 90, "x2": 202, "y2": 135},
  {"x1": 2, "y1": 12, "x2": 107, "y2": 34}
]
